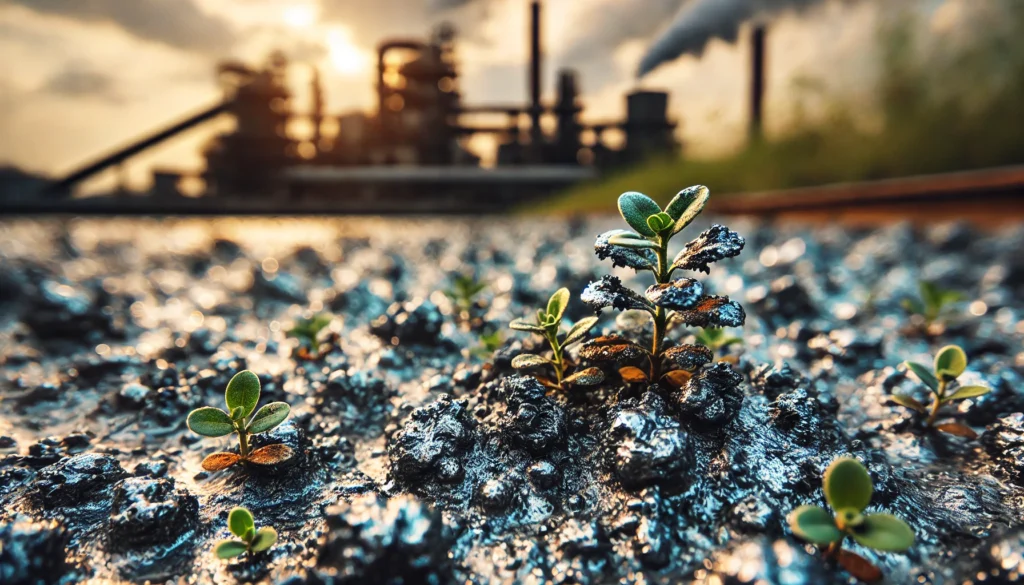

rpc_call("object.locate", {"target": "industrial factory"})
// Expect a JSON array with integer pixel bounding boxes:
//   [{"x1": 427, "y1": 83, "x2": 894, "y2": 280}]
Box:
[{"x1": 42, "y1": 1, "x2": 678, "y2": 213}]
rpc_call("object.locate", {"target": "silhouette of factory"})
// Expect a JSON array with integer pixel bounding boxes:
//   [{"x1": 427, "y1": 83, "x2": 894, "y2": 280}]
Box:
[{"x1": 41, "y1": 1, "x2": 678, "y2": 213}]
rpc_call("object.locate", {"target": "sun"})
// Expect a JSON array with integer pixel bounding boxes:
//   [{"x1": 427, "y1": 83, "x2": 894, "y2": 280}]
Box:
[
  {"x1": 326, "y1": 27, "x2": 365, "y2": 75},
  {"x1": 282, "y1": 4, "x2": 317, "y2": 29}
]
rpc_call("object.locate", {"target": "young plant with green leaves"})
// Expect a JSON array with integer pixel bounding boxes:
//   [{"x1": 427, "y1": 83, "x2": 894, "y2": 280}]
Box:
[
  {"x1": 187, "y1": 370, "x2": 293, "y2": 471},
  {"x1": 215, "y1": 507, "x2": 277, "y2": 559},
  {"x1": 469, "y1": 328, "x2": 505, "y2": 360},
  {"x1": 893, "y1": 344, "x2": 990, "y2": 438},
  {"x1": 509, "y1": 288, "x2": 604, "y2": 390},
  {"x1": 444, "y1": 273, "x2": 488, "y2": 315},
  {"x1": 578, "y1": 186, "x2": 746, "y2": 386},
  {"x1": 790, "y1": 457, "x2": 914, "y2": 583},
  {"x1": 286, "y1": 313, "x2": 334, "y2": 359},
  {"x1": 901, "y1": 280, "x2": 964, "y2": 330},
  {"x1": 694, "y1": 327, "x2": 743, "y2": 359}
]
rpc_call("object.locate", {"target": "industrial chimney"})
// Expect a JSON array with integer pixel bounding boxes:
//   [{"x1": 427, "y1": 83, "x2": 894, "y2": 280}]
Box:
[
  {"x1": 528, "y1": 1, "x2": 543, "y2": 159},
  {"x1": 749, "y1": 24, "x2": 766, "y2": 141}
]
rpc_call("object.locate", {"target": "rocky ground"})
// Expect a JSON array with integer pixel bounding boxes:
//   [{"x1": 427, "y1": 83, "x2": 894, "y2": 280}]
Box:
[{"x1": 0, "y1": 215, "x2": 1022, "y2": 585}]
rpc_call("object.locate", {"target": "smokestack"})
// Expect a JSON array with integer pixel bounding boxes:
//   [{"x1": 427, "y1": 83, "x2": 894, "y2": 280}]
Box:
[
  {"x1": 529, "y1": 1, "x2": 543, "y2": 155},
  {"x1": 749, "y1": 24, "x2": 765, "y2": 141}
]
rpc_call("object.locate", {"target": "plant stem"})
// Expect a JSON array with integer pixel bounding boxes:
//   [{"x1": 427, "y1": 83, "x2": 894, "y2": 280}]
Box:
[
  {"x1": 549, "y1": 332, "x2": 564, "y2": 386},
  {"x1": 824, "y1": 538, "x2": 844, "y2": 559},
  {"x1": 650, "y1": 235, "x2": 670, "y2": 379},
  {"x1": 926, "y1": 379, "x2": 946, "y2": 427},
  {"x1": 237, "y1": 425, "x2": 250, "y2": 458}
]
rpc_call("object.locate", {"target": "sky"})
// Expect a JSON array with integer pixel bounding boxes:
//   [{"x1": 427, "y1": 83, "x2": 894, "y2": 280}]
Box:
[{"x1": 0, "y1": 0, "x2": 967, "y2": 192}]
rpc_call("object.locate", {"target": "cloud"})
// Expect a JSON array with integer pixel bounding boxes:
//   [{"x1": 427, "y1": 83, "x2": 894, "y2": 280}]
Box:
[
  {"x1": 2, "y1": 0, "x2": 236, "y2": 54},
  {"x1": 41, "y1": 62, "x2": 122, "y2": 101}
]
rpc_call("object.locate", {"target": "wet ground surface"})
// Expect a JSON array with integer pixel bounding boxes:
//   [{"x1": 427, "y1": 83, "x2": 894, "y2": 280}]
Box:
[{"x1": 1, "y1": 216, "x2": 1023, "y2": 585}]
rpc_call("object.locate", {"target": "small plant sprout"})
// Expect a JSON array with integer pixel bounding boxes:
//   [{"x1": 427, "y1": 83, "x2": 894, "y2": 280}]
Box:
[
  {"x1": 187, "y1": 370, "x2": 293, "y2": 471},
  {"x1": 694, "y1": 327, "x2": 743, "y2": 361},
  {"x1": 215, "y1": 507, "x2": 277, "y2": 559},
  {"x1": 579, "y1": 186, "x2": 745, "y2": 386},
  {"x1": 789, "y1": 457, "x2": 914, "y2": 583},
  {"x1": 901, "y1": 280, "x2": 964, "y2": 332},
  {"x1": 893, "y1": 344, "x2": 990, "y2": 438},
  {"x1": 286, "y1": 313, "x2": 334, "y2": 359},
  {"x1": 444, "y1": 272, "x2": 488, "y2": 321},
  {"x1": 470, "y1": 328, "x2": 504, "y2": 360},
  {"x1": 509, "y1": 288, "x2": 604, "y2": 390}
]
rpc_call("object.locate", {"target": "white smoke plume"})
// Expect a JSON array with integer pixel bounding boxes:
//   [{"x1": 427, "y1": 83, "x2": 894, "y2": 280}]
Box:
[{"x1": 637, "y1": 0, "x2": 828, "y2": 77}]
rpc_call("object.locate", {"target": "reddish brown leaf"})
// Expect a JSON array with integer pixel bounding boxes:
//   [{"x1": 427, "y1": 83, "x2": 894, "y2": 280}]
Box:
[
  {"x1": 618, "y1": 366, "x2": 649, "y2": 383},
  {"x1": 245, "y1": 444, "x2": 295, "y2": 465},
  {"x1": 935, "y1": 423, "x2": 978, "y2": 439},
  {"x1": 579, "y1": 335, "x2": 648, "y2": 362},
  {"x1": 202, "y1": 452, "x2": 243, "y2": 471},
  {"x1": 837, "y1": 550, "x2": 882, "y2": 583},
  {"x1": 661, "y1": 369, "x2": 692, "y2": 388},
  {"x1": 564, "y1": 367, "x2": 605, "y2": 387},
  {"x1": 672, "y1": 295, "x2": 745, "y2": 328}
]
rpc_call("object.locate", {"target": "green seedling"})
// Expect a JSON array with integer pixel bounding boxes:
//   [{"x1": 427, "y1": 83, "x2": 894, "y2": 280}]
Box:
[
  {"x1": 901, "y1": 280, "x2": 964, "y2": 330},
  {"x1": 444, "y1": 273, "x2": 488, "y2": 315},
  {"x1": 470, "y1": 328, "x2": 504, "y2": 359},
  {"x1": 286, "y1": 313, "x2": 333, "y2": 359},
  {"x1": 694, "y1": 327, "x2": 743, "y2": 360},
  {"x1": 510, "y1": 288, "x2": 604, "y2": 390},
  {"x1": 579, "y1": 186, "x2": 745, "y2": 386},
  {"x1": 893, "y1": 344, "x2": 990, "y2": 438},
  {"x1": 790, "y1": 457, "x2": 914, "y2": 583},
  {"x1": 187, "y1": 370, "x2": 293, "y2": 471},
  {"x1": 215, "y1": 507, "x2": 277, "y2": 559}
]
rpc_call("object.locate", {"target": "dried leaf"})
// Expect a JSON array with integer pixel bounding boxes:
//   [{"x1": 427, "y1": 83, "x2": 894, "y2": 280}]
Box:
[
  {"x1": 202, "y1": 452, "x2": 243, "y2": 471},
  {"x1": 246, "y1": 444, "x2": 295, "y2": 465},
  {"x1": 563, "y1": 367, "x2": 605, "y2": 386},
  {"x1": 579, "y1": 335, "x2": 648, "y2": 362},
  {"x1": 837, "y1": 550, "x2": 882, "y2": 583},
  {"x1": 661, "y1": 369, "x2": 692, "y2": 388},
  {"x1": 670, "y1": 225, "x2": 745, "y2": 273},
  {"x1": 618, "y1": 366, "x2": 649, "y2": 383},
  {"x1": 595, "y1": 230, "x2": 657, "y2": 271},
  {"x1": 581, "y1": 275, "x2": 654, "y2": 313},
  {"x1": 512, "y1": 354, "x2": 552, "y2": 369},
  {"x1": 935, "y1": 423, "x2": 978, "y2": 439},
  {"x1": 672, "y1": 295, "x2": 746, "y2": 328},
  {"x1": 663, "y1": 344, "x2": 713, "y2": 371},
  {"x1": 645, "y1": 278, "x2": 704, "y2": 310}
]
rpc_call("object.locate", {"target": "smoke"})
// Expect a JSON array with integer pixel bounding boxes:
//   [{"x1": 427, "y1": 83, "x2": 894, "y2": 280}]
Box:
[
  {"x1": 560, "y1": 0, "x2": 683, "y2": 64},
  {"x1": 41, "y1": 62, "x2": 122, "y2": 102},
  {"x1": 637, "y1": 0, "x2": 826, "y2": 77}
]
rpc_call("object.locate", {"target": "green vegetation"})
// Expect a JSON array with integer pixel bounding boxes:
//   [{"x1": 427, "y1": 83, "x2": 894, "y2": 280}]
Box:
[
  {"x1": 694, "y1": 327, "x2": 743, "y2": 359},
  {"x1": 901, "y1": 280, "x2": 964, "y2": 330},
  {"x1": 577, "y1": 187, "x2": 744, "y2": 386},
  {"x1": 215, "y1": 507, "x2": 277, "y2": 559},
  {"x1": 444, "y1": 273, "x2": 488, "y2": 316},
  {"x1": 790, "y1": 457, "x2": 914, "y2": 581},
  {"x1": 894, "y1": 345, "x2": 990, "y2": 438},
  {"x1": 538, "y1": 2, "x2": 1024, "y2": 214},
  {"x1": 186, "y1": 370, "x2": 293, "y2": 471},
  {"x1": 286, "y1": 313, "x2": 334, "y2": 358},
  {"x1": 509, "y1": 288, "x2": 603, "y2": 390}
]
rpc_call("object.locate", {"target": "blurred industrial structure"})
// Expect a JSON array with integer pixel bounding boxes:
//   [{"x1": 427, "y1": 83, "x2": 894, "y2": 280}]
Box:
[{"x1": 41, "y1": 1, "x2": 678, "y2": 212}]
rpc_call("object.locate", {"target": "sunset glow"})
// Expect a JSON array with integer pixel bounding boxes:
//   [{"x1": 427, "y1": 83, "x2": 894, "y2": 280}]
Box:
[{"x1": 326, "y1": 26, "x2": 366, "y2": 74}]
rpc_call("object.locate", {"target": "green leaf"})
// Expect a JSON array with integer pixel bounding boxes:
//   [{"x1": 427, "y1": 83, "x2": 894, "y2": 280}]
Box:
[
  {"x1": 824, "y1": 457, "x2": 873, "y2": 513},
  {"x1": 247, "y1": 402, "x2": 291, "y2": 434},
  {"x1": 215, "y1": 539, "x2": 249, "y2": 559},
  {"x1": 225, "y1": 370, "x2": 261, "y2": 418},
  {"x1": 510, "y1": 318, "x2": 546, "y2": 333},
  {"x1": 901, "y1": 298, "x2": 923, "y2": 315},
  {"x1": 241, "y1": 527, "x2": 256, "y2": 543},
  {"x1": 562, "y1": 316, "x2": 599, "y2": 348},
  {"x1": 919, "y1": 281, "x2": 941, "y2": 312},
  {"x1": 511, "y1": 354, "x2": 552, "y2": 369},
  {"x1": 646, "y1": 212, "x2": 673, "y2": 234},
  {"x1": 228, "y1": 507, "x2": 255, "y2": 539},
  {"x1": 229, "y1": 406, "x2": 244, "y2": 420},
  {"x1": 187, "y1": 407, "x2": 235, "y2": 438},
  {"x1": 789, "y1": 505, "x2": 842, "y2": 545},
  {"x1": 850, "y1": 513, "x2": 915, "y2": 552},
  {"x1": 903, "y1": 361, "x2": 939, "y2": 393},
  {"x1": 607, "y1": 233, "x2": 659, "y2": 249},
  {"x1": 617, "y1": 191, "x2": 662, "y2": 237},
  {"x1": 889, "y1": 393, "x2": 927, "y2": 414},
  {"x1": 934, "y1": 345, "x2": 967, "y2": 380},
  {"x1": 546, "y1": 288, "x2": 570, "y2": 323},
  {"x1": 942, "y1": 384, "x2": 990, "y2": 402},
  {"x1": 664, "y1": 185, "x2": 709, "y2": 235},
  {"x1": 249, "y1": 526, "x2": 277, "y2": 553}
]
